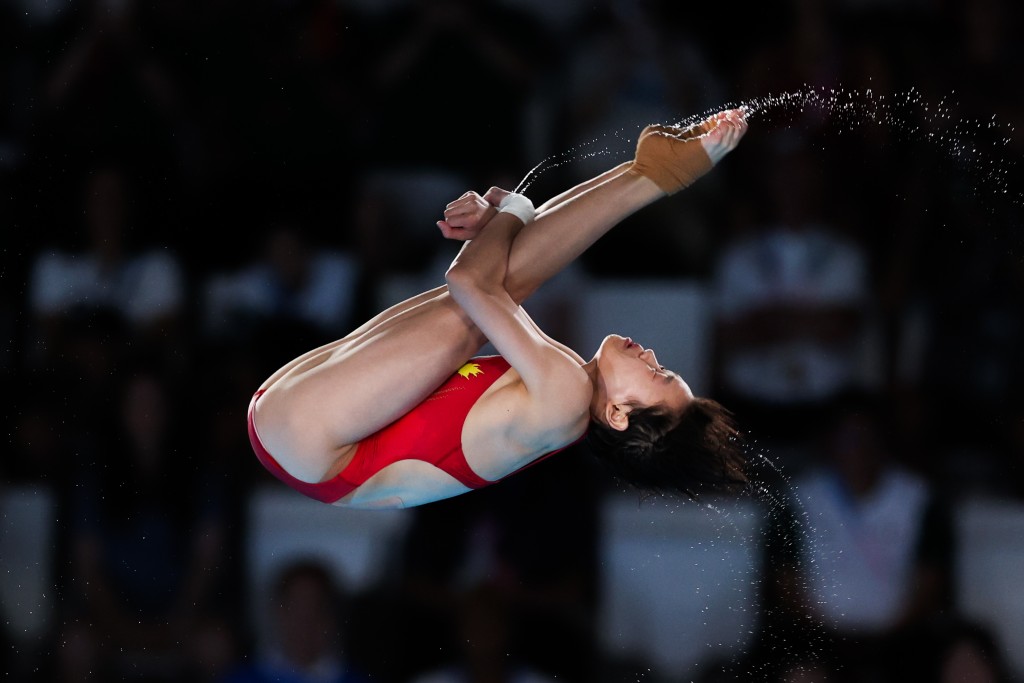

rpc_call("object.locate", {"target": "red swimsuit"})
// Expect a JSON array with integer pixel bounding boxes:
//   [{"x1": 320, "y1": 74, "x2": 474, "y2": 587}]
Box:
[{"x1": 248, "y1": 356, "x2": 571, "y2": 504}]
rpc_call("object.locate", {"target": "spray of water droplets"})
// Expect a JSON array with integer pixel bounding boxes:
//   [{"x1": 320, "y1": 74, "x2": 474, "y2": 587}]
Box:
[
  {"x1": 611, "y1": 436, "x2": 841, "y2": 681},
  {"x1": 741, "y1": 85, "x2": 1018, "y2": 206},
  {"x1": 516, "y1": 84, "x2": 1021, "y2": 213}
]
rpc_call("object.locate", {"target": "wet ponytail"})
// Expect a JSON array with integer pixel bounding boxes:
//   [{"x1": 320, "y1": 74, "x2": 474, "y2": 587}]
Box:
[{"x1": 586, "y1": 397, "x2": 748, "y2": 499}]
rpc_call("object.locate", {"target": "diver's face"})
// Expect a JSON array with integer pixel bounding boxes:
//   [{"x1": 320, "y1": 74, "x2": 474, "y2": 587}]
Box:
[{"x1": 595, "y1": 334, "x2": 693, "y2": 414}]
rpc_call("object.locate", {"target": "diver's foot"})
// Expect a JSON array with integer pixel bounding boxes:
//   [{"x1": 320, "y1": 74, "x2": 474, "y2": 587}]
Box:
[{"x1": 629, "y1": 119, "x2": 717, "y2": 195}]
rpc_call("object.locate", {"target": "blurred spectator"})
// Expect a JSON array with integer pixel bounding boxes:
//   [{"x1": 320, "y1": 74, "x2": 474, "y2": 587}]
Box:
[
  {"x1": 55, "y1": 363, "x2": 233, "y2": 682},
  {"x1": 553, "y1": 1, "x2": 725, "y2": 279},
  {"x1": 560, "y1": 0, "x2": 725, "y2": 183},
  {"x1": 911, "y1": 197, "x2": 1024, "y2": 494},
  {"x1": 7, "y1": 369, "x2": 69, "y2": 484},
  {"x1": 26, "y1": 163, "x2": 187, "y2": 370},
  {"x1": 951, "y1": 0, "x2": 1024, "y2": 165},
  {"x1": 745, "y1": 392, "x2": 955, "y2": 682},
  {"x1": 932, "y1": 617, "x2": 1013, "y2": 683},
  {"x1": 345, "y1": 0, "x2": 557, "y2": 307},
  {"x1": 37, "y1": 0, "x2": 190, "y2": 173},
  {"x1": 884, "y1": 615, "x2": 1014, "y2": 683},
  {"x1": 191, "y1": 339, "x2": 279, "y2": 494},
  {"x1": 201, "y1": 219, "x2": 361, "y2": 361},
  {"x1": 180, "y1": 0, "x2": 373, "y2": 233},
  {"x1": 408, "y1": 584, "x2": 560, "y2": 683},
  {"x1": 363, "y1": 0, "x2": 554, "y2": 183},
  {"x1": 0, "y1": 2, "x2": 33, "y2": 179},
  {"x1": 348, "y1": 169, "x2": 470, "y2": 311},
  {"x1": 729, "y1": 0, "x2": 842, "y2": 126},
  {"x1": 183, "y1": 615, "x2": 241, "y2": 683},
  {"x1": 221, "y1": 559, "x2": 370, "y2": 683},
  {"x1": 710, "y1": 142, "x2": 874, "y2": 453}
]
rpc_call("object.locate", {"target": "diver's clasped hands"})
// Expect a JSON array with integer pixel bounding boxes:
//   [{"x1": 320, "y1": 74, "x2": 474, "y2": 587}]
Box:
[{"x1": 436, "y1": 185, "x2": 528, "y2": 240}]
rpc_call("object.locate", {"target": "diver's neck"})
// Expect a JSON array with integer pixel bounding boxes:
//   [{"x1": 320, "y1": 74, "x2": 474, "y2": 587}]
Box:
[{"x1": 581, "y1": 358, "x2": 605, "y2": 421}]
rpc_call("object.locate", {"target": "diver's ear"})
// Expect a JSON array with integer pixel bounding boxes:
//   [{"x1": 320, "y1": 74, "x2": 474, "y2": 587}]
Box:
[{"x1": 605, "y1": 402, "x2": 632, "y2": 432}]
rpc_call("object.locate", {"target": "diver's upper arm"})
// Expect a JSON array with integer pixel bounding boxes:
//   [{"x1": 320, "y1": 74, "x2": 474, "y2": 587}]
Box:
[{"x1": 445, "y1": 268, "x2": 565, "y2": 387}]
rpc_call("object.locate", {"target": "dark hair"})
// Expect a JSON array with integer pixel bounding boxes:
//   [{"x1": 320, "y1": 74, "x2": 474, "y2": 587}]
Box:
[{"x1": 585, "y1": 397, "x2": 748, "y2": 499}]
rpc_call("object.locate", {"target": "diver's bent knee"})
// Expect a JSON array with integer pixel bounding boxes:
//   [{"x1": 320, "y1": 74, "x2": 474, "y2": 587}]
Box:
[{"x1": 253, "y1": 392, "x2": 338, "y2": 483}]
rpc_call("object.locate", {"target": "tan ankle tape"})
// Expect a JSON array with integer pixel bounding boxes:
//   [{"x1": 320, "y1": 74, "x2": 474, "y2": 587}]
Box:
[{"x1": 631, "y1": 125, "x2": 714, "y2": 195}]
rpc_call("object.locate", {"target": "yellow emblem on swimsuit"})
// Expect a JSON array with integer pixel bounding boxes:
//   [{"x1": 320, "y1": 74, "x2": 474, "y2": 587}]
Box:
[{"x1": 457, "y1": 362, "x2": 483, "y2": 379}]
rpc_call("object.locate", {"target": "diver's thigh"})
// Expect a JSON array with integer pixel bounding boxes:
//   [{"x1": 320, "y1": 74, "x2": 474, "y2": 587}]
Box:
[{"x1": 253, "y1": 291, "x2": 485, "y2": 480}]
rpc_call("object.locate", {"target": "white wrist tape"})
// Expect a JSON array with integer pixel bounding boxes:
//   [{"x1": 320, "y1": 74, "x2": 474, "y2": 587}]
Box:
[{"x1": 497, "y1": 193, "x2": 535, "y2": 224}]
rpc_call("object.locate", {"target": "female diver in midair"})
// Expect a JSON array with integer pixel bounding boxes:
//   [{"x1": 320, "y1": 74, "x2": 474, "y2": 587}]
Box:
[{"x1": 248, "y1": 108, "x2": 749, "y2": 509}]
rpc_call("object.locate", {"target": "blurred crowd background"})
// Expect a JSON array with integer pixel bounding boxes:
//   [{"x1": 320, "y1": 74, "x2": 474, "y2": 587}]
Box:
[{"x1": 2, "y1": 0, "x2": 1023, "y2": 681}]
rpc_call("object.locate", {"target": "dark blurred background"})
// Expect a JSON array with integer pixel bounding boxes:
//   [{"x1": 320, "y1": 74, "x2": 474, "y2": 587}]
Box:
[{"x1": 2, "y1": 0, "x2": 1023, "y2": 682}]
